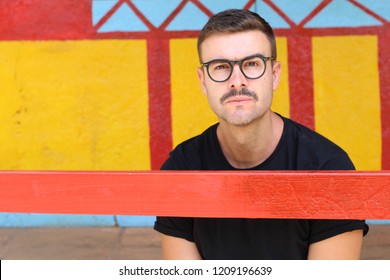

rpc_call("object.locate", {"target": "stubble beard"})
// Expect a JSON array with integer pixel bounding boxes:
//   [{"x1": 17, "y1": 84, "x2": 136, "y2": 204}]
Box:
[{"x1": 218, "y1": 88, "x2": 262, "y2": 126}]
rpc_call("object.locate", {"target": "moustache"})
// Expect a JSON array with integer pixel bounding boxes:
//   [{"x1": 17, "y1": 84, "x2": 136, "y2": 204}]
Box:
[{"x1": 220, "y1": 88, "x2": 259, "y2": 104}]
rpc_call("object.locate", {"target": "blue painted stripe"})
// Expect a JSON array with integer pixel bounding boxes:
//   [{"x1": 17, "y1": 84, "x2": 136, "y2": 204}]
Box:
[
  {"x1": 271, "y1": 0, "x2": 323, "y2": 24},
  {"x1": 0, "y1": 213, "x2": 156, "y2": 227},
  {"x1": 255, "y1": 0, "x2": 290, "y2": 28},
  {"x1": 98, "y1": 2, "x2": 149, "y2": 32},
  {"x1": 367, "y1": 220, "x2": 390, "y2": 225},
  {"x1": 305, "y1": 0, "x2": 382, "y2": 28},
  {"x1": 116, "y1": 215, "x2": 155, "y2": 227},
  {"x1": 0, "y1": 213, "x2": 115, "y2": 227},
  {"x1": 355, "y1": 0, "x2": 390, "y2": 21},
  {"x1": 92, "y1": 0, "x2": 119, "y2": 25},
  {"x1": 199, "y1": 0, "x2": 249, "y2": 14},
  {"x1": 166, "y1": 1, "x2": 209, "y2": 31},
  {"x1": 0, "y1": 213, "x2": 389, "y2": 227},
  {"x1": 92, "y1": 0, "x2": 390, "y2": 33},
  {"x1": 132, "y1": 0, "x2": 182, "y2": 28}
]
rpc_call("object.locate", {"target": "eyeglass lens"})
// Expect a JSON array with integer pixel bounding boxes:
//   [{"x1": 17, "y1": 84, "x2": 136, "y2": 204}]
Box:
[{"x1": 207, "y1": 56, "x2": 266, "y2": 82}]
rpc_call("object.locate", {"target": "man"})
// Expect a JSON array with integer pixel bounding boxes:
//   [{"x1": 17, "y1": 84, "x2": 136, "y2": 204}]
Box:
[{"x1": 154, "y1": 9, "x2": 368, "y2": 259}]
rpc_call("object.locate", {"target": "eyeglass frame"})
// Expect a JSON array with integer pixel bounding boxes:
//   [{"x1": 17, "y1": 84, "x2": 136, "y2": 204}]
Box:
[{"x1": 200, "y1": 54, "x2": 275, "y2": 83}]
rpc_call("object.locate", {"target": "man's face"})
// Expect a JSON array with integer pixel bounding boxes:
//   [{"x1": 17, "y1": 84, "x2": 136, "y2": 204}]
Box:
[{"x1": 197, "y1": 30, "x2": 281, "y2": 126}]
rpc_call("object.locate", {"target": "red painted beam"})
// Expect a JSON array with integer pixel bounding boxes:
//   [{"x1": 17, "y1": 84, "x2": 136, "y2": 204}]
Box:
[{"x1": 0, "y1": 171, "x2": 389, "y2": 219}]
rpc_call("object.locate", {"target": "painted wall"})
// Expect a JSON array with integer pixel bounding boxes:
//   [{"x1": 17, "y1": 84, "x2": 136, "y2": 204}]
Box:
[{"x1": 0, "y1": 0, "x2": 389, "y2": 226}]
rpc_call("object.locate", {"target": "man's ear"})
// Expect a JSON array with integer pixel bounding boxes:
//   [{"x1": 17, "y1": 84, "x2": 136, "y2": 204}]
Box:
[
  {"x1": 197, "y1": 67, "x2": 208, "y2": 96},
  {"x1": 272, "y1": 61, "x2": 282, "y2": 91}
]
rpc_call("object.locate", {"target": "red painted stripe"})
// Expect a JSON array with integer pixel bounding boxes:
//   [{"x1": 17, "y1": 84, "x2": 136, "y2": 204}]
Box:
[
  {"x1": 0, "y1": 0, "x2": 92, "y2": 40},
  {"x1": 276, "y1": 26, "x2": 385, "y2": 37},
  {"x1": 263, "y1": 0, "x2": 296, "y2": 28},
  {"x1": 93, "y1": 0, "x2": 125, "y2": 33},
  {"x1": 91, "y1": 26, "x2": 387, "y2": 40},
  {"x1": 243, "y1": 0, "x2": 256, "y2": 10},
  {"x1": 124, "y1": 0, "x2": 156, "y2": 31},
  {"x1": 159, "y1": 0, "x2": 190, "y2": 31},
  {"x1": 287, "y1": 36, "x2": 315, "y2": 130},
  {"x1": 191, "y1": 0, "x2": 213, "y2": 17},
  {"x1": 0, "y1": 171, "x2": 389, "y2": 219},
  {"x1": 379, "y1": 31, "x2": 390, "y2": 169},
  {"x1": 298, "y1": 0, "x2": 333, "y2": 28},
  {"x1": 147, "y1": 38, "x2": 173, "y2": 170}
]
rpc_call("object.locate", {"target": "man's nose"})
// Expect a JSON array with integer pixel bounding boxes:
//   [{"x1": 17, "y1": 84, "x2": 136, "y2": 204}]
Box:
[{"x1": 228, "y1": 64, "x2": 247, "y2": 89}]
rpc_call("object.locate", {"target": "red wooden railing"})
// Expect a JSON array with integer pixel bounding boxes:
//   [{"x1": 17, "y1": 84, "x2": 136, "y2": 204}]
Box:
[{"x1": 0, "y1": 171, "x2": 389, "y2": 219}]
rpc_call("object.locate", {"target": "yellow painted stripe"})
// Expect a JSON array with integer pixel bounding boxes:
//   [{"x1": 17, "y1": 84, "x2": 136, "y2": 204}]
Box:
[
  {"x1": 0, "y1": 40, "x2": 150, "y2": 170},
  {"x1": 170, "y1": 38, "x2": 217, "y2": 147},
  {"x1": 271, "y1": 37, "x2": 290, "y2": 118},
  {"x1": 312, "y1": 35, "x2": 381, "y2": 170}
]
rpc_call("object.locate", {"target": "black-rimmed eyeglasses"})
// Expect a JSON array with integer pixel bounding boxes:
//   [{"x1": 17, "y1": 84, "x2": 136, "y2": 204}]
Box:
[{"x1": 200, "y1": 54, "x2": 275, "y2": 83}]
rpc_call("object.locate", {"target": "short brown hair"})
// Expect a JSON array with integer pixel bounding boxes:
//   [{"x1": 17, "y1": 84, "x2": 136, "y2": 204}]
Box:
[{"x1": 197, "y1": 9, "x2": 277, "y2": 61}]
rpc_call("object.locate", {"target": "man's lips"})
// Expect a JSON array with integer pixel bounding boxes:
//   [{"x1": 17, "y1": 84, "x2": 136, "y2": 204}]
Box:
[{"x1": 225, "y1": 97, "x2": 253, "y2": 103}]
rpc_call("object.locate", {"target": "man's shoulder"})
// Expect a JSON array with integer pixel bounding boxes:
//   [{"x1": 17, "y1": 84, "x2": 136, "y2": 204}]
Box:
[
  {"x1": 283, "y1": 116, "x2": 342, "y2": 150},
  {"x1": 281, "y1": 116, "x2": 354, "y2": 170}
]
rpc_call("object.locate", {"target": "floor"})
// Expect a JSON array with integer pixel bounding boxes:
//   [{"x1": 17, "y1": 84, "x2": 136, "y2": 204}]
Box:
[{"x1": 0, "y1": 225, "x2": 389, "y2": 259}]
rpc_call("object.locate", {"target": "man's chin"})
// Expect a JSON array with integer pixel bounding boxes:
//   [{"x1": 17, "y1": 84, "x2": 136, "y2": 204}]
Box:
[{"x1": 221, "y1": 114, "x2": 256, "y2": 127}]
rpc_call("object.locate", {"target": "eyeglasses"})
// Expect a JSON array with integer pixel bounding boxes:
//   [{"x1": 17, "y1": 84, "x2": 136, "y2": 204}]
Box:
[{"x1": 201, "y1": 54, "x2": 275, "y2": 83}]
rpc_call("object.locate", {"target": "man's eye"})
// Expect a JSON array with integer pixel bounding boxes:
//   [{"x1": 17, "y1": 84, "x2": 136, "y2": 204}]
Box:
[
  {"x1": 213, "y1": 63, "x2": 230, "y2": 70},
  {"x1": 244, "y1": 60, "x2": 260, "y2": 67}
]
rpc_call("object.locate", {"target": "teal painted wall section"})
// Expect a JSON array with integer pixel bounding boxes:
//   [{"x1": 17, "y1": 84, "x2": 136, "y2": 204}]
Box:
[
  {"x1": 92, "y1": 0, "x2": 390, "y2": 31},
  {"x1": 0, "y1": 213, "x2": 115, "y2": 227},
  {"x1": 0, "y1": 212, "x2": 386, "y2": 227},
  {"x1": 0, "y1": 213, "x2": 155, "y2": 227}
]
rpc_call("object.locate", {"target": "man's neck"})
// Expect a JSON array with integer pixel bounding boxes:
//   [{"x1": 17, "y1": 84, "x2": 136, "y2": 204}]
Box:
[{"x1": 216, "y1": 111, "x2": 284, "y2": 169}]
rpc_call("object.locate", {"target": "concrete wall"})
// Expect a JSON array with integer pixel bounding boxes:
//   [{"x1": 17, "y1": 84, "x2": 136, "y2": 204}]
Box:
[{"x1": 0, "y1": 0, "x2": 389, "y2": 226}]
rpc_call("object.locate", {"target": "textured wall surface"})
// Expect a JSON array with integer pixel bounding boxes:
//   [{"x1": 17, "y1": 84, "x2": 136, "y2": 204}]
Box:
[{"x1": 0, "y1": 0, "x2": 389, "y2": 226}]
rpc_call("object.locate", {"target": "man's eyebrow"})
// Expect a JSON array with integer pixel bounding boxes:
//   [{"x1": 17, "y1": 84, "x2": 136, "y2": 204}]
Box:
[{"x1": 205, "y1": 53, "x2": 267, "y2": 62}]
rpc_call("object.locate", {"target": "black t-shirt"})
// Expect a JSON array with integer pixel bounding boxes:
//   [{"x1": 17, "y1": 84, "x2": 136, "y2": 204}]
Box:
[{"x1": 154, "y1": 116, "x2": 369, "y2": 259}]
